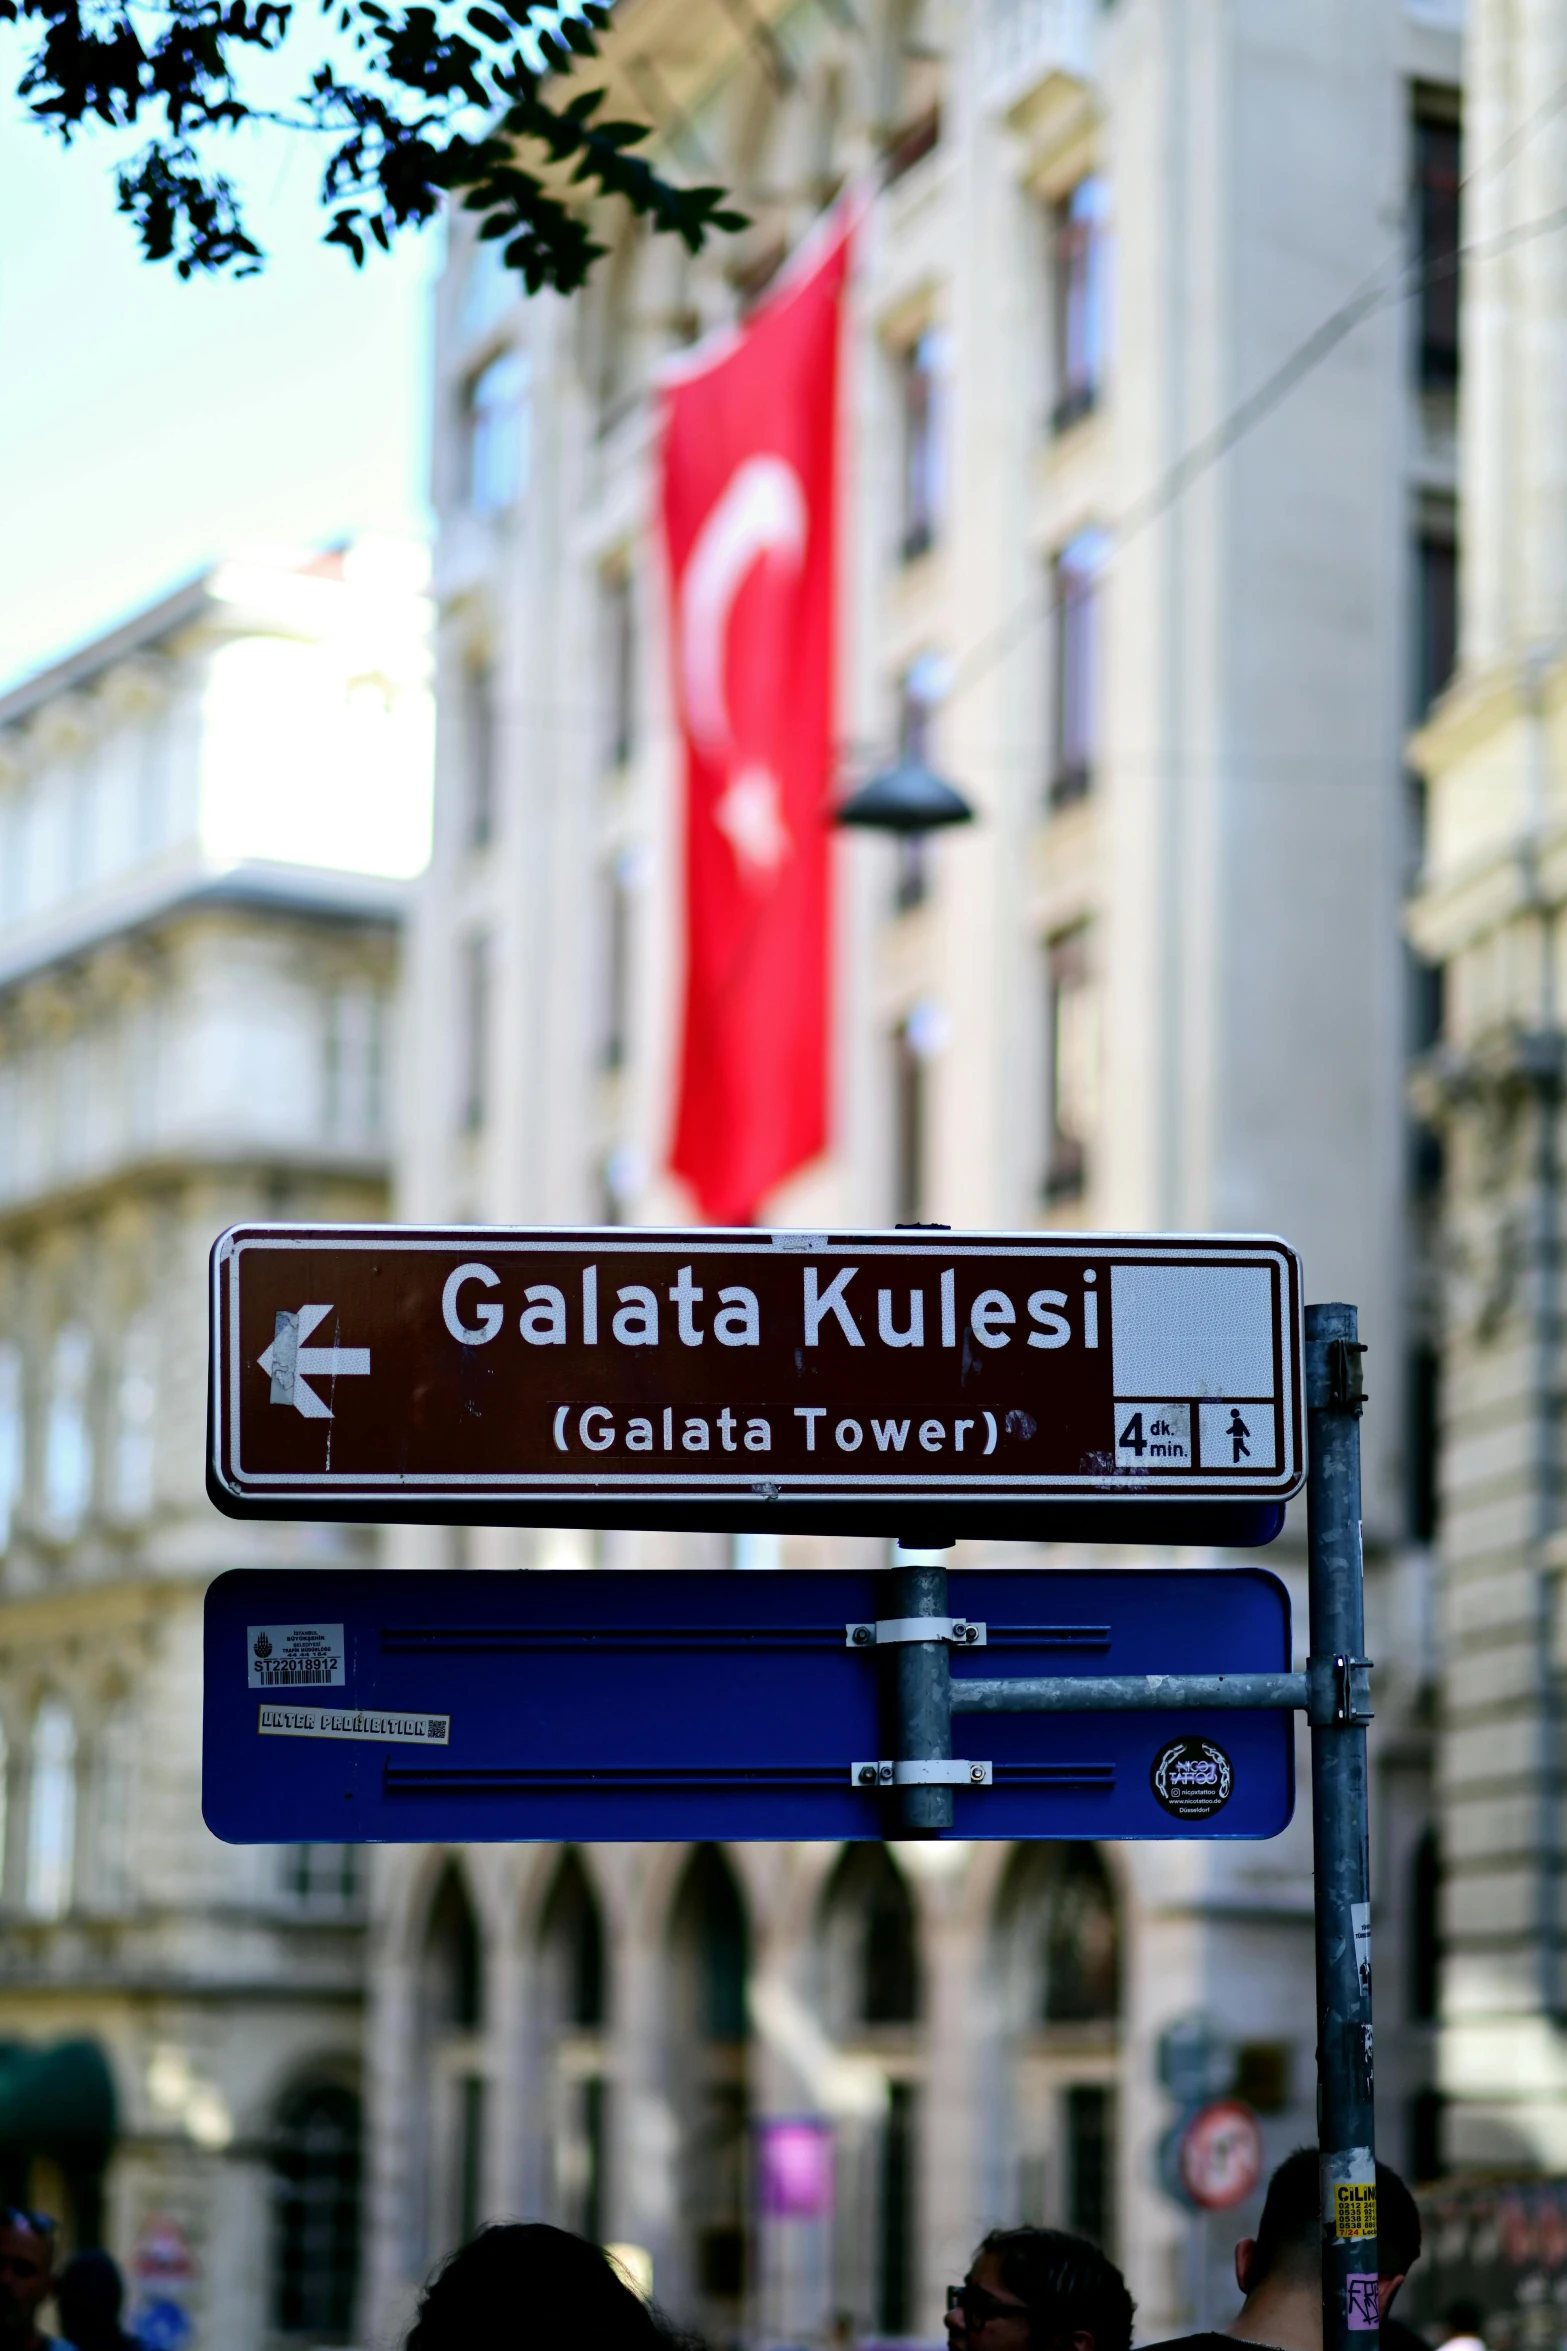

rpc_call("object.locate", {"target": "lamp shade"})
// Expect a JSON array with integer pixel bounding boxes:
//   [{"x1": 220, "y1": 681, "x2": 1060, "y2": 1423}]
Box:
[{"x1": 835, "y1": 757, "x2": 975, "y2": 834}]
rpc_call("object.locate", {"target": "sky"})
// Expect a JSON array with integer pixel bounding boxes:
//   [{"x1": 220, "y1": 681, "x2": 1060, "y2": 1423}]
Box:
[{"x1": 0, "y1": 90, "x2": 437, "y2": 695}]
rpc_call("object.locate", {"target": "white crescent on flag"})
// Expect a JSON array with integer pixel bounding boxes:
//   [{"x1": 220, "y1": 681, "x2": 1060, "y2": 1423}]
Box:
[{"x1": 679, "y1": 454, "x2": 807, "y2": 754}]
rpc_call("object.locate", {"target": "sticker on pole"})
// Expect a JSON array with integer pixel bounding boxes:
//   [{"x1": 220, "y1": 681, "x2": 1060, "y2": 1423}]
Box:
[
  {"x1": 247, "y1": 1624, "x2": 345, "y2": 1688},
  {"x1": 1346, "y1": 2277, "x2": 1380, "y2": 2331},
  {"x1": 1151, "y1": 1737, "x2": 1233, "y2": 1820},
  {"x1": 1333, "y1": 2183, "x2": 1378, "y2": 2242}
]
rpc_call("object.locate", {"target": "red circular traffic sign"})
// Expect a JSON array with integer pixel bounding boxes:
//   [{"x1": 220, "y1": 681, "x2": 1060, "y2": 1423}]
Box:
[{"x1": 1178, "y1": 2099, "x2": 1265, "y2": 2210}]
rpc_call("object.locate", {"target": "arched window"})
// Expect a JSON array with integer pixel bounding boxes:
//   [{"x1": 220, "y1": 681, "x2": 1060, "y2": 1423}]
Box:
[
  {"x1": 89, "y1": 1699, "x2": 136, "y2": 1912},
  {"x1": 539, "y1": 1851, "x2": 607, "y2": 2240},
  {"x1": 821, "y1": 1843, "x2": 921, "y2": 2028},
  {"x1": 673, "y1": 1843, "x2": 749, "y2": 2043},
  {"x1": 423, "y1": 1863, "x2": 483, "y2": 2032},
  {"x1": 1044, "y1": 1847, "x2": 1119, "y2": 2024},
  {"x1": 818, "y1": 1846, "x2": 921, "y2": 2336},
  {"x1": 669, "y1": 1848, "x2": 751, "y2": 2324},
  {"x1": 270, "y1": 2080, "x2": 362, "y2": 2339},
  {"x1": 540, "y1": 1848, "x2": 604, "y2": 2030},
  {"x1": 0, "y1": 1344, "x2": 23, "y2": 1555},
  {"x1": 109, "y1": 1313, "x2": 157, "y2": 1521},
  {"x1": 41, "y1": 1328, "x2": 92, "y2": 1540},
  {"x1": 420, "y1": 1865, "x2": 484, "y2": 2256},
  {"x1": 993, "y1": 1845, "x2": 1122, "y2": 2255},
  {"x1": 26, "y1": 1699, "x2": 77, "y2": 1919}
]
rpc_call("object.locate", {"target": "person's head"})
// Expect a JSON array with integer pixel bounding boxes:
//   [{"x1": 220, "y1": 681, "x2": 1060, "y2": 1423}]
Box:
[
  {"x1": 1235, "y1": 2150, "x2": 1422, "y2": 2324},
  {"x1": 406, "y1": 2224, "x2": 670, "y2": 2351},
  {"x1": 55, "y1": 2248, "x2": 128, "y2": 2348},
  {"x1": 0, "y1": 2212, "x2": 57, "y2": 2345},
  {"x1": 1442, "y1": 2304, "x2": 1484, "y2": 2344},
  {"x1": 945, "y1": 2228, "x2": 1135, "y2": 2351}
]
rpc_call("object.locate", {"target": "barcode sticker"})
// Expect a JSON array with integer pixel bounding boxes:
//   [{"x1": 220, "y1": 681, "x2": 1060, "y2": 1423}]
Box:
[{"x1": 247, "y1": 1624, "x2": 345, "y2": 1689}]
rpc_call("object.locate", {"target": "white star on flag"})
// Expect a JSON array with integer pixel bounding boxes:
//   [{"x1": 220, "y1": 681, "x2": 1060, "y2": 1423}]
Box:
[{"x1": 714, "y1": 764, "x2": 792, "y2": 880}]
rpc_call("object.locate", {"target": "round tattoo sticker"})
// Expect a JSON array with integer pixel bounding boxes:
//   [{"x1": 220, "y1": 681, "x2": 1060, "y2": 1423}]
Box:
[{"x1": 1152, "y1": 1736, "x2": 1234, "y2": 1820}]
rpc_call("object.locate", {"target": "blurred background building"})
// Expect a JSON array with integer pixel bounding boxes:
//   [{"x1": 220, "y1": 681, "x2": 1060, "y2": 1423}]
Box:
[
  {"x1": 1409, "y1": 0, "x2": 1567, "y2": 2185},
  {"x1": 0, "y1": 542, "x2": 430, "y2": 2343},
  {"x1": 368, "y1": 1, "x2": 1462, "y2": 2346}
]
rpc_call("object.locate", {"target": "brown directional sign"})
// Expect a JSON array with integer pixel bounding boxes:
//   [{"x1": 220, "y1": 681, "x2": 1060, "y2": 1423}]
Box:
[{"x1": 209, "y1": 1225, "x2": 1304, "y2": 1543}]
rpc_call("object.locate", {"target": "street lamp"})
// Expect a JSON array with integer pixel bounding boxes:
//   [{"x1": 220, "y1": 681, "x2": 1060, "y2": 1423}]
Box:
[
  {"x1": 834, "y1": 754, "x2": 975, "y2": 835},
  {"x1": 836, "y1": 753, "x2": 975, "y2": 912}
]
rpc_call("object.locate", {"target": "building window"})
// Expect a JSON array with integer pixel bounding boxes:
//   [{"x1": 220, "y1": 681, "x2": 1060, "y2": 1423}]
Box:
[
  {"x1": 1044, "y1": 928, "x2": 1100, "y2": 1203},
  {"x1": 41, "y1": 1325, "x2": 92, "y2": 1540},
  {"x1": 898, "y1": 330, "x2": 947, "y2": 562},
  {"x1": 26, "y1": 1698, "x2": 77, "y2": 1919},
  {"x1": 281, "y1": 1845, "x2": 365, "y2": 1911},
  {"x1": 1044, "y1": 1847, "x2": 1119, "y2": 2023},
  {"x1": 1064, "y1": 2084, "x2": 1113, "y2": 2249},
  {"x1": 421, "y1": 1865, "x2": 486, "y2": 2261},
  {"x1": 597, "y1": 853, "x2": 637, "y2": 1073},
  {"x1": 1412, "y1": 525, "x2": 1458, "y2": 720},
  {"x1": 271, "y1": 2081, "x2": 362, "y2": 2341},
  {"x1": 109, "y1": 1314, "x2": 156, "y2": 1522},
  {"x1": 89, "y1": 1700, "x2": 136, "y2": 1911},
  {"x1": 893, "y1": 1020, "x2": 928, "y2": 1223},
  {"x1": 540, "y1": 1852, "x2": 607, "y2": 2241},
  {"x1": 459, "y1": 935, "x2": 492, "y2": 1135},
  {"x1": 0, "y1": 1345, "x2": 21, "y2": 1554},
  {"x1": 1050, "y1": 530, "x2": 1109, "y2": 807},
  {"x1": 879, "y1": 0, "x2": 942, "y2": 181},
  {"x1": 1052, "y1": 176, "x2": 1108, "y2": 432},
  {"x1": 462, "y1": 660, "x2": 498, "y2": 849},
  {"x1": 602, "y1": 566, "x2": 636, "y2": 771},
  {"x1": 670, "y1": 1848, "x2": 751, "y2": 2321},
  {"x1": 323, "y1": 986, "x2": 385, "y2": 1149},
  {"x1": 1413, "y1": 97, "x2": 1460, "y2": 390},
  {"x1": 1406, "y1": 1340, "x2": 1440, "y2": 1543},
  {"x1": 878, "y1": 2080, "x2": 917, "y2": 2333},
  {"x1": 464, "y1": 348, "x2": 529, "y2": 517},
  {"x1": 1410, "y1": 1828, "x2": 1441, "y2": 2023},
  {"x1": 891, "y1": 654, "x2": 947, "y2": 910}
]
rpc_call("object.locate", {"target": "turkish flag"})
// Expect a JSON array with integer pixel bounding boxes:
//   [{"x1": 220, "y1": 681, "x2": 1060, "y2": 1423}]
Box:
[{"x1": 660, "y1": 215, "x2": 851, "y2": 1225}]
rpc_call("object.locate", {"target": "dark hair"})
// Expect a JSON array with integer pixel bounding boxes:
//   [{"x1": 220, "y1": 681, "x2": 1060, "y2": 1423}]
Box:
[
  {"x1": 1250, "y1": 2150, "x2": 1423, "y2": 2289},
  {"x1": 406, "y1": 2224, "x2": 679, "y2": 2350},
  {"x1": 56, "y1": 2250, "x2": 131, "y2": 2347},
  {"x1": 978, "y1": 2227, "x2": 1135, "y2": 2351}
]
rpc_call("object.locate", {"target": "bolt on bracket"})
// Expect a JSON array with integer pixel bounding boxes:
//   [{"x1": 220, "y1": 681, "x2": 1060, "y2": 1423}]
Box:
[
  {"x1": 851, "y1": 1759, "x2": 992, "y2": 1787},
  {"x1": 845, "y1": 1617, "x2": 987, "y2": 1648},
  {"x1": 1306, "y1": 1652, "x2": 1375, "y2": 1727}
]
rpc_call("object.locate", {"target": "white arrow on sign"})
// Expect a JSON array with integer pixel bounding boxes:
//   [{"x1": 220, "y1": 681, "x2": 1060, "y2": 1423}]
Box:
[{"x1": 257, "y1": 1304, "x2": 371, "y2": 1420}]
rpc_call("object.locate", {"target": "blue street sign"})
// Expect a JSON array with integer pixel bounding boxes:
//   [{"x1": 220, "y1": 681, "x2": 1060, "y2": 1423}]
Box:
[{"x1": 204, "y1": 1567, "x2": 1294, "y2": 1844}]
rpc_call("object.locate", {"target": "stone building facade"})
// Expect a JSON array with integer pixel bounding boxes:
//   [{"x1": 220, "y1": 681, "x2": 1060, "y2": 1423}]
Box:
[
  {"x1": 371, "y1": 0, "x2": 1463, "y2": 2343},
  {"x1": 1408, "y1": 0, "x2": 1567, "y2": 2177},
  {"x1": 0, "y1": 543, "x2": 429, "y2": 2347}
]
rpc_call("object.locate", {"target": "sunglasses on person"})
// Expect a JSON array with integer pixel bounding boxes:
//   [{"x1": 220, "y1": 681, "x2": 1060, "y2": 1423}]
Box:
[{"x1": 948, "y1": 2283, "x2": 1032, "y2": 2329}]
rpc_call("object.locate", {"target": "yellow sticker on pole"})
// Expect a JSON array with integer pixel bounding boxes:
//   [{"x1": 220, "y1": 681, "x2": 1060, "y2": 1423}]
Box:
[{"x1": 1334, "y1": 2184, "x2": 1378, "y2": 2242}]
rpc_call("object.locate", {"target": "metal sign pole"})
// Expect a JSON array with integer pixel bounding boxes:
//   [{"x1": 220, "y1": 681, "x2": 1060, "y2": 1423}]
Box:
[
  {"x1": 892, "y1": 1543, "x2": 955, "y2": 1834},
  {"x1": 1305, "y1": 1303, "x2": 1377, "y2": 2351}
]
